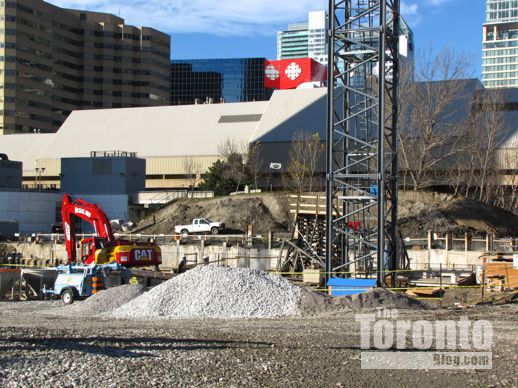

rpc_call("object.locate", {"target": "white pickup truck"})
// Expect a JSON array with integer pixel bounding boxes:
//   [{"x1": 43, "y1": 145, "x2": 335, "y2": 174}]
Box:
[{"x1": 174, "y1": 218, "x2": 226, "y2": 237}]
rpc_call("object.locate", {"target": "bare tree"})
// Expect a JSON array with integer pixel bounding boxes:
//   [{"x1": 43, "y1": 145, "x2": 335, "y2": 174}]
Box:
[
  {"x1": 217, "y1": 138, "x2": 249, "y2": 192},
  {"x1": 398, "y1": 46, "x2": 476, "y2": 190},
  {"x1": 469, "y1": 91, "x2": 504, "y2": 204},
  {"x1": 287, "y1": 130, "x2": 325, "y2": 194},
  {"x1": 247, "y1": 141, "x2": 262, "y2": 190},
  {"x1": 182, "y1": 157, "x2": 201, "y2": 197}
]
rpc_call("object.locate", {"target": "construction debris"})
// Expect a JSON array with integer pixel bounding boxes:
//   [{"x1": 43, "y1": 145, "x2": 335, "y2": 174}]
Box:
[{"x1": 112, "y1": 265, "x2": 302, "y2": 319}]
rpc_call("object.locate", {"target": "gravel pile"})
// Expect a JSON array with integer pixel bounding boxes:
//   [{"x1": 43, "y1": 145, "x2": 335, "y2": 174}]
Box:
[
  {"x1": 62, "y1": 284, "x2": 145, "y2": 316},
  {"x1": 112, "y1": 265, "x2": 302, "y2": 319}
]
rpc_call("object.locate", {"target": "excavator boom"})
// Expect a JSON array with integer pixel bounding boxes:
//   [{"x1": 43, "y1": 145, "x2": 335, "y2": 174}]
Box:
[
  {"x1": 61, "y1": 193, "x2": 161, "y2": 268},
  {"x1": 62, "y1": 193, "x2": 115, "y2": 263}
]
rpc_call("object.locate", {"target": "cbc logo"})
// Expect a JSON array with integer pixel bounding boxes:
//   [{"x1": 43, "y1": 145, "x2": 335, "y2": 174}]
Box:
[
  {"x1": 265, "y1": 64, "x2": 280, "y2": 80},
  {"x1": 285, "y1": 62, "x2": 302, "y2": 80}
]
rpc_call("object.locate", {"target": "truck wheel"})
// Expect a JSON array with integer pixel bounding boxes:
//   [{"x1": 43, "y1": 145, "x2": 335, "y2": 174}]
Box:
[
  {"x1": 210, "y1": 227, "x2": 219, "y2": 235},
  {"x1": 61, "y1": 289, "x2": 75, "y2": 305},
  {"x1": 181, "y1": 229, "x2": 189, "y2": 238}
]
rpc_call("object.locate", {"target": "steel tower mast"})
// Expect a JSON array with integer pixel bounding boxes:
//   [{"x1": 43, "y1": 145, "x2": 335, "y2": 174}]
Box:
[{"x1": 325, "y1": 0, "x2": 400, "y2": 286}]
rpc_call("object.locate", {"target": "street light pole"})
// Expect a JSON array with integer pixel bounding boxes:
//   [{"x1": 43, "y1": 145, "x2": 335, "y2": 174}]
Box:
[{"x1": 35, "y1": 167, "x2": 45, "y2": 191}]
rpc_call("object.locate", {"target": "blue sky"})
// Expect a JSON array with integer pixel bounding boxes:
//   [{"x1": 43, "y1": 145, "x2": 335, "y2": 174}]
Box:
[{"x1": 48, "y1": 0, "x2": 486, "y2": 78}]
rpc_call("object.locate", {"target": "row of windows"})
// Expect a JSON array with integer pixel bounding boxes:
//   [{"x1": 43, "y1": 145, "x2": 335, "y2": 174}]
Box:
[
  {"x1": 483, "y1": 70, "x2": 518, "y2": 78},
  {"x1": 483, "y1": 56, "x2": 518, "y2": 64},
  {"x1": 483, "y1": 64, "x2": 518, "y2": 71},
  {"x1": 484, "y1": 40, "x2": 518, "y2": 49},
  {"x1": 483, "y1": 48, "x2": 518, "y2": 56},
  {"x1": 484, "y1": 78, "x2": 518, "y2": 87},
  {"x1": 487, "y1": 10, "x2": 518, "y2": 22},
  {"x1": 15, "y1": 111, "x2": 52, "y2": 123}
]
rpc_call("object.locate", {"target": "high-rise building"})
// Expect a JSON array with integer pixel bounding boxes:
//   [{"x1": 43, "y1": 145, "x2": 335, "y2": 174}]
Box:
[
  {"x1": 0, "y1": 0, "x2": 171, "y2": 135},
  {"x1": 482, "y1": 0, "x2": 518, "y2": 88},
  {"x1": 277, "y1": 10, "x2": 327, "y2": 65},
  {"x1": 170, "y1": 58, "x2": 267, "y2": 105}
]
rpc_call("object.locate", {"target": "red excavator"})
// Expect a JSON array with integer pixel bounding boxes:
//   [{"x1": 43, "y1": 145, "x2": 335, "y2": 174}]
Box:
[{"x1": 61, "y1": 193, "x2": 161, "y2": 268}]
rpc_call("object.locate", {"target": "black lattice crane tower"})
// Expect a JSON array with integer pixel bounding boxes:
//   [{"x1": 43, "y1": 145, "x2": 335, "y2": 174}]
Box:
[{"x1": 325, "y1": 0, "x2": 400, "y2": 287}]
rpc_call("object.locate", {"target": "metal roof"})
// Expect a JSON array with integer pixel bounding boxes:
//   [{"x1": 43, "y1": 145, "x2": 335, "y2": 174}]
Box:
[
  {"x1": 250, "y1": 87, "x2": 327, "y2": 143},
  {"x1": 0, "y1": 134, "x2": 55, "y2": 171},
  {"x1": 0, "y1": 89, "x2": 329, "y2": 172},
  {"x1": 46, "y1": 101, "x2": 269, "y2": 159}
]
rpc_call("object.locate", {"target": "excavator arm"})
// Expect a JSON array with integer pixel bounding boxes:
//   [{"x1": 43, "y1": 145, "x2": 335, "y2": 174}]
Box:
[{"x1": 61, "y1": 193, "x2": 115, "y2": 264}]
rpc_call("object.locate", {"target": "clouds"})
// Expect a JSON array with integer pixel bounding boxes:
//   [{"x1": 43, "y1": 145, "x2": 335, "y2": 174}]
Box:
[
  {"x1": 401, "y1": 0, "x2": 454, "y2": 26},
  {"x1": 48, "y1": 0, "x2": 327, "y2": 36},
  {"x1": 47, "y1": 0, "x2": 455, "y2": 36}
]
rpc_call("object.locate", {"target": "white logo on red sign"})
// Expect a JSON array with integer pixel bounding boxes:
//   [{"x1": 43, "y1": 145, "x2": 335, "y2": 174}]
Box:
[
  {"x1": 285, "y1": 62, "x2": 302, "y2": 80},
  {"x1": 265, "y1": 64, "x2": 280, "y2": 81}
]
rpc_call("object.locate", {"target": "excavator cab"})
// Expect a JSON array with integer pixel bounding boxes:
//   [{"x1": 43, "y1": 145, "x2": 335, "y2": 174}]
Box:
[{"x1": 79, "y1": 237, "x2": 109, "y2": 265}]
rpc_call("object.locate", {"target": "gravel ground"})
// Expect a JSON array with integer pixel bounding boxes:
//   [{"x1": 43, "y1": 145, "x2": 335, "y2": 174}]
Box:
[{"x1": 0, "y1": 301, "x2": 516, "y2": 387}]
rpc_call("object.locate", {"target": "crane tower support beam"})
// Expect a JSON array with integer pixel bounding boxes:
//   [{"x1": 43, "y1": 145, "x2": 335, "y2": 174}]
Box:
[{"x1": 325, "y1": 0, "x2": 400, "y2": 287}]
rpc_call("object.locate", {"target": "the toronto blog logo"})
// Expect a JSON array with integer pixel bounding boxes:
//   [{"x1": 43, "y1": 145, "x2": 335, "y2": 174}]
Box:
[{"x1": 355, "y1": 308, "x2": 493, "y2": 369}]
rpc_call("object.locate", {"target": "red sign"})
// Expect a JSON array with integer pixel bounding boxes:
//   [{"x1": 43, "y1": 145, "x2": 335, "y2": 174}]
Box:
[{"x1": 264, "y1": 58, "x2": 327, "y2": 89}]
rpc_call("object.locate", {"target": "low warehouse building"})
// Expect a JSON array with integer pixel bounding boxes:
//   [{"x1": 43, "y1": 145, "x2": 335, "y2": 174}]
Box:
[{"x1": 1, "y1": 88, "x2": 328, "y2": 190}]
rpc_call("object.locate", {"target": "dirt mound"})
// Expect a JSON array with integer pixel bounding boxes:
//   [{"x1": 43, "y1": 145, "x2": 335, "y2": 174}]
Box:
[
  {"x1": 398, "y1": 191, "x2": 518, "y2": 237},
  {"x1": 134, "y1": 190, "x2": 517, "y2": 238},
  {"x1": 299, "y1": 287, "x2": 429, "y2": 315},
  {"x1": 340, "y1": 288, "x2": 430, "y2": 310},
  {"x1": 134, "y1": 194, "x2": 289, "y2": 235}
]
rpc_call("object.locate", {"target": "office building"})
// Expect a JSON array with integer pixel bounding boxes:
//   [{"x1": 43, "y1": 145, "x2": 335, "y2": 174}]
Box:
[
  {"x1": 277, "y1": 10, "x2": 327, "y2": 65},
  {"x1": 170, "y1": 58, "x2": 267, "y2": 104},
  {"x1": 482, "y1": 0, "x2": 518, "y2": 88},
  {"x1": 0, "y1": 0, "x2": 171, "y2": 135}
]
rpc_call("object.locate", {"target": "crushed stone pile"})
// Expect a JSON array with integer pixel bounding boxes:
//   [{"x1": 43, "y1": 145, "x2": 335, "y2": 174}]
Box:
[
  {"x1": 112, "y1": 265, "x2": 302, "y2": 319},
  {"x1": 62, "y1": 284, "x2": 146, "y2": 316}
]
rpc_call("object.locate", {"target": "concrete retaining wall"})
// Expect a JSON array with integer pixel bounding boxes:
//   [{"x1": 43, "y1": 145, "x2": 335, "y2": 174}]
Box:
[
  {"x1": 407, "y1": 249, "x2": 484, "y2": 270},
  {"x1": 3, "y1": 241, "x2": 281, "y2": 271},
  {"x1": 3, "y1": 241, "x2": 488, "y2": 273}
]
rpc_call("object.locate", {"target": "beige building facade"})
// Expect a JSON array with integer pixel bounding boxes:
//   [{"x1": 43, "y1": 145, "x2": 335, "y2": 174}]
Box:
[{"x1": 0, "y1": 0, "x2": 170, "y2": 135}]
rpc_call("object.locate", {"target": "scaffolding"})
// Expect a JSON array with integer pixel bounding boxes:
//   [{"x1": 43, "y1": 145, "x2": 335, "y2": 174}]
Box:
[{"x1": 325, "y1": 0, "x2": 400, "y2": 286}]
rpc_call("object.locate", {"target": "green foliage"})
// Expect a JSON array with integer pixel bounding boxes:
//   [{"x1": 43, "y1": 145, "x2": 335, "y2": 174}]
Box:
[{"x1": 199, "y1": 155, "x2": 252, "y2": 196}]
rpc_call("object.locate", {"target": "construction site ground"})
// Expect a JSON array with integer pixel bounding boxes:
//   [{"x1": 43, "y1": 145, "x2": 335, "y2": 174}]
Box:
[
  {"x1": 1, "y1": 301, "x2": 516, "y2": 387},
  {"x1": 133, "y1": 191, "x2": 518, "y2": 237}
]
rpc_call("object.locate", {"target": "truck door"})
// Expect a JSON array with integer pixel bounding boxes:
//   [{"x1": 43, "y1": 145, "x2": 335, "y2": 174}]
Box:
[{"x1": 200, "y1": 219, "x2": 210, "y2": 233}]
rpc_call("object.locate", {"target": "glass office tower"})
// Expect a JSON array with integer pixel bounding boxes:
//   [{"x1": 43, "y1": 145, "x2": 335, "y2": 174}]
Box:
[
  {"x1": 277, "y1": 11, "x2": 327, "y2": 65},
  {"x1": 483, "y1": 0, "x2": 518, "y2": 88},
  {"x1": 170, "y1": 58, "x2": 267, "y2": 105}
]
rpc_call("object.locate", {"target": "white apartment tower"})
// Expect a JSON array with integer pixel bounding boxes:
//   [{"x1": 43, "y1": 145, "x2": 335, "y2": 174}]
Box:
[
  {"x1": 482, "y1": 0, "x2": 518, "y2": 88},
  {"x1": 277, "y1": 11, "x2": 327, "y2": 65}
]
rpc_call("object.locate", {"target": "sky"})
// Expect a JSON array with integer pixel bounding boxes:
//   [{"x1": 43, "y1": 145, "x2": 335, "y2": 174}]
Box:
[{"x1": 48, "y1": 0, "x2": 486, "y2": 78}]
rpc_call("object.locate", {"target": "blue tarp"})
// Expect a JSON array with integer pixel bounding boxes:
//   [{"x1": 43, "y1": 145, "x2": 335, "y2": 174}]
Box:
[{"x1": 327, "y1": 278, "x2": 376, "y2": 296}]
